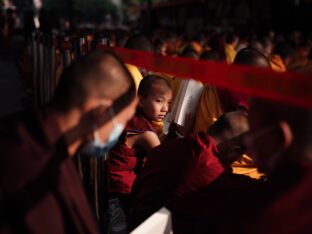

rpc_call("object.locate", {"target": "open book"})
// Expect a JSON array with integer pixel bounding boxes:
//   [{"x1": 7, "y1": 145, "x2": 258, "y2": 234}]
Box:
[
  {"x1": 130, "y1": 207, "x2": 173, "y2": 234},
  {"x1": 169, "y1": 79, "x2": 204, "y2": 127}
]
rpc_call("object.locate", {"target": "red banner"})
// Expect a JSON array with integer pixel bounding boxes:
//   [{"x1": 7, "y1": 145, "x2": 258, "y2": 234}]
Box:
[{"x1": 98, "y1": 45, "x2": 312, "y2": 109}]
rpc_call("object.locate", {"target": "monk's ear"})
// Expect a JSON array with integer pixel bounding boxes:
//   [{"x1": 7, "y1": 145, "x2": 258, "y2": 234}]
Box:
[{"x1": 277, "y1": 121, "x2": 293, "y2": 150}]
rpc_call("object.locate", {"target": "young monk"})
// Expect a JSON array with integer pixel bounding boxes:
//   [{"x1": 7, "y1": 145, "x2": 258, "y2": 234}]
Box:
[{"x1": 107, "y1": 75, "x2": 172, "y2": 215}]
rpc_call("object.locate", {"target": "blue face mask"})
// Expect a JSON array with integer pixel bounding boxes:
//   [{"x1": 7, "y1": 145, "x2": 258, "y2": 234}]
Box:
[{"x1": 81, "y1": 108, "x2": 125, "y2": 157}]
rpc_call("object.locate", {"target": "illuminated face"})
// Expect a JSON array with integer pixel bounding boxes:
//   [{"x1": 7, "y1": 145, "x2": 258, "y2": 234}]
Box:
[{"x1": 140, "y1": 83, "x2": 172, "y2": 122}]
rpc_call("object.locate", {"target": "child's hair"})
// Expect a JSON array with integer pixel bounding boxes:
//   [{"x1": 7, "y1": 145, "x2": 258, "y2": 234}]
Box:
[{"x1": 138, "y1": 75, "x2": 172, "y2": 98}]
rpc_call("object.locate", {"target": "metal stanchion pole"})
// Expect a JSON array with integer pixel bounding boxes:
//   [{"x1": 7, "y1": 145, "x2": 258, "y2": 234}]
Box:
[
  {"x1": 43, "y1": 34, "x2": 49, "y2": 104},
  {"x1": 31, "y1": 31, "x2": 39, "y2": 107},
  {"x1": 45, "y1": 34, "x2": 56, "y2": 103},
  {"x1": 98, "y1": 154, "x2": 110, "y2": 234},
  {"x1": 49, "y1": 35, "x2": 57, "y2": 100},
  {"x1": 38, "y1": 33, "x2": 44, "y2": 106}
]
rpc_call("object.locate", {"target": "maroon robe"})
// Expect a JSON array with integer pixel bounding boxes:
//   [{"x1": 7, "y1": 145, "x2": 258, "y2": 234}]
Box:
[
  {"x1": 247, "y1": 163, "x2": 312, "y2": 234},
  {"x1": 108, "y1": 110, "x2": 157, "y2": 195},
  {"x1": 0, "y1": 109, "x2": 99, "y2": 234},
  {"x1": 166, "y1": 163, "x2": 311, "y2": 234},
  {"x1": 129, "y1": 132, "x2": 225, "y2": 231}
]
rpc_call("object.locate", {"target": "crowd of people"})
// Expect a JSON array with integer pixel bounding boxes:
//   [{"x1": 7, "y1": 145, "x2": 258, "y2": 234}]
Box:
[{"x1": 0, "y1": 6, "x2": 312, "y2": 234}]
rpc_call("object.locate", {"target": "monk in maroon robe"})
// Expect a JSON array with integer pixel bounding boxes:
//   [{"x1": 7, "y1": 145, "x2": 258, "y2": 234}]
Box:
[
  {"x1": 108, "y1": 75, "x2": 172, "y2": 214},
  {"x1": 0, "y1": 50, "x2": 138, "y2": 234},
  {"x1": 128, "y1": 111, "x2": 259, "y2": 233}
]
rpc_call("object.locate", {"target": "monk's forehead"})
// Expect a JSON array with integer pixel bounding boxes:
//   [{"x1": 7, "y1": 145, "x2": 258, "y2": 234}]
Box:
[{"x1": 150, "y1": 80, "x2": 172, "y2": 96}]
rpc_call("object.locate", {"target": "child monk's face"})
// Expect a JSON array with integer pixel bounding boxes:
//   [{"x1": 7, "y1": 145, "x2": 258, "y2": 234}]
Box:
[{"x1": 140, "y1": 81, "x2": 172, "y2": 122}]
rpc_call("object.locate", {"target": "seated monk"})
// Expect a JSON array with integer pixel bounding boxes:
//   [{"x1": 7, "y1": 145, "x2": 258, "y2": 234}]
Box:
[
  {"x1": 107, "y1": 75, "x2": 172, "y2": 215},
  {"x1": 157, "y1": 46, "x2": 201, "y2": 135},
  {"x1": 128, "y1": 112, "x2": 259, "y2": 233},
  {"x1": 194, "y1": 48, "x2": 270, "y2": 142}
]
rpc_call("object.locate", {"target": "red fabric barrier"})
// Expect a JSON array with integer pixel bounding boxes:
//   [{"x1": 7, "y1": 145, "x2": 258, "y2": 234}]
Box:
[{"x1": 98, "y1": 45, "x2": 312, "y2": 109}]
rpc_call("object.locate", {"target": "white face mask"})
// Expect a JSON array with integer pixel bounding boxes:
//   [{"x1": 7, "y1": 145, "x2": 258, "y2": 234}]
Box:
[{"x1": 81, "y1": 108, "x2": 125, "y2": 157}]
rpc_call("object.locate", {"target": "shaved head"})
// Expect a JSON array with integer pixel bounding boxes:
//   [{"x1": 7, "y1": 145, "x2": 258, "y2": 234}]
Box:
[
  {"x1": 138, "y1": 75, "x2": 171, "y2": 98},
  {"x1": 124, "y1": 33, "x2": 155, "y2": 53},
  {"x1": 209, "y1": 111, "x2": 249, "y2": 143},
  {"x1": 52, "y1": 50, "x2": 135, "y2": 113},
  {"x1": 234, "y1": 48, "x2": 271, "y2": 68}
]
